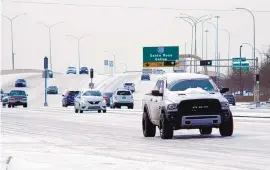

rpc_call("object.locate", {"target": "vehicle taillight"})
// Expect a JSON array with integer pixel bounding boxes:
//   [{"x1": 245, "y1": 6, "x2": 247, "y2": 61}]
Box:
[{"x1": 9, "y1": 97, "x2": 14, "y2": 100}]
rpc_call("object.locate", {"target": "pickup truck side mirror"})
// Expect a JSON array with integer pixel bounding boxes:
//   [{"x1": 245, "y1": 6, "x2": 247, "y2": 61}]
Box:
[
  {"x1": 152, "y1": 90, "x2": 163, "y2": 96},
  {"x1": 220, "y1": 88, "x2": 229, "y2": 94}
]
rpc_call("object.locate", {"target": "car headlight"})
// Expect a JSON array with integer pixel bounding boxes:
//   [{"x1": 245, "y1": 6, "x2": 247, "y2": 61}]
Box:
[
  {"x1": 167, "y1": 104, "x2": 178, "y2": 111},
  {"x1": 221, "y1": 101, "x2": 230, "y2": 110}
]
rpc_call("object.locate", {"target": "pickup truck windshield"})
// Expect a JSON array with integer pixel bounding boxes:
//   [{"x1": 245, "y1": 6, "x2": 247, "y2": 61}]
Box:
[
  {"x1": 168, "y1": 79, "x2": 218, "y2": 92},
  {"x1": 9, "y1": 90, "x2": 26, "y2": 96}
]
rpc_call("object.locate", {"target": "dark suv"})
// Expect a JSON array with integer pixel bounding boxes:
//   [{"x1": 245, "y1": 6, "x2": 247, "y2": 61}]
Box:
[
  {"x1": 79, "y1": 67, "x2": 89, "y2": 74},
  {"x1": 223, "y1": 93, "x2": 236, "y2": 106},
  {"x1": 62, "y1": 90, "x2": 80, "y2": 107}
]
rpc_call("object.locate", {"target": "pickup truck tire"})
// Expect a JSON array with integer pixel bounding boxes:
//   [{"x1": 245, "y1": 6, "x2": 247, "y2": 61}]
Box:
[
  {"x1": 75, "y1": 108, "x2": 78, "y2": 113},
  {"x1": 142, "y1": 111, "x2": 156, "y2": 137},
  {"x1": 23, "y1": 104, "x2": 28, "y2": 108},
  {"x1": 219, "y1": 114, "x2": 234, "y2": 137},
  {"x1": 80, "y1": 110, "x2": 83, "y2": 113},
  {"x1": 160, "y1": 113, "x2": 174, "y2": 139},
  {"x1": 199, "y1": 127, "x2": 212, "y2": 135},
  {"x1": 8, "y1": 104, "x2": 11, "y2": 108},
  {"x1": 98, "y1": 110, "x2": 101, "y2": 113}
]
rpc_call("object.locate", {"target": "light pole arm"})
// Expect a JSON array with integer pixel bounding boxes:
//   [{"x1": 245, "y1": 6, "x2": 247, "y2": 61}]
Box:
[{"x1": 50, "y1": 22, "x2": 63, "y2": 28}]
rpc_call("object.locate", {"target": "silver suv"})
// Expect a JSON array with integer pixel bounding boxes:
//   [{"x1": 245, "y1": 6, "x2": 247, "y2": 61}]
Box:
[
  {"x1": 110, "y1": 88, "x2": 134, "y2": 109},
  {"x1": 123, "y1": 83, "x2": 135, "y2": 93}
]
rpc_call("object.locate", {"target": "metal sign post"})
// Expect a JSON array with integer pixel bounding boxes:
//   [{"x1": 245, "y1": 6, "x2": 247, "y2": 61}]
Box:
[
  {"x1": 44, "y1": 56, "x2": 48, "y2": 106},
  {"x1": 104, "y1": 60, "x2": 108, "y2": 74}
]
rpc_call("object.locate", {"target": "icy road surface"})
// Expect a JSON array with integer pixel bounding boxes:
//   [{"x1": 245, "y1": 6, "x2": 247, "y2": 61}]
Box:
[
  {"x1": 2, "y1": 106, "x2": 270, "y2": 170},
  {"x1": 1, "y1": 72, "x2": 270, "y2": 169}
]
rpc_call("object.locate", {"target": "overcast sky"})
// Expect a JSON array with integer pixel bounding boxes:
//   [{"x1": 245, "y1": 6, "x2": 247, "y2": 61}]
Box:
[{"x1": 1, "y1": 0, "x2": 270, "y2": 74}]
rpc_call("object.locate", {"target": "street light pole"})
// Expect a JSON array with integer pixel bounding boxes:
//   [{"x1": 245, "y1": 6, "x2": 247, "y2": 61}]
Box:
[
  {"x1": 240, "y1": 45, "x2": 243, "y2": 96},
  {"x1": 215, "y1": 16, "x2": 220, "y2": 83},
  {"x1": 207, "y1": 22, "x2": 217, "y2": 73},
  {"x1": 37, "y1": 22, "x2": 63, "y2": 70},
  {"x1": 205, "y1": 30, "x2": 209, "y2": 60},
  {"x1": 175, "y1": 17, "x2": 194, "y2": 72},
  {"x1": 1, "y1": 13, "x2": 26, "y2": 70},
  {"x1": 201, "y1": 17, "x2": 212, "y2": 60},
  {"x1": 236, "y1": 7, "x2": 258, "y2": 107},
  {"x1": 176, "y1": 14, "x2": 209, "y2": 73},
  {"x1": 120, "y1": 63, "x2": 127, "y2": 72},
  {"x1": 66, "y1": 35, "x2": 91, "y2": 70},
  {"x1": 221, "y1": 29, "x2": 231, "y2": 76}
]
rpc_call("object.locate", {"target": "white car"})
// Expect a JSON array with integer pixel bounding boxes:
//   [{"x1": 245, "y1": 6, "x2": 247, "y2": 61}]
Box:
[
  {"x1": 142, "y1": 73, "x2": 233, "y2": 139},
  {"x1": 110, "y1": 88, "x2": 134, "y2": 109},
  {"x1": 66, "y1": 66, "x2": 77, "y2": 74},
  {"x1": 74, "y1": 89, "x2": 106, "y2": 113},
  {"x1": 123, "y1": 83, "x2": 135, "y2": 93}
]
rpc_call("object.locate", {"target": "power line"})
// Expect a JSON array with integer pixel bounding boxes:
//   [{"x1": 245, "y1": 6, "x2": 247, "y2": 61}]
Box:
[{"x1": 10, "y1": 0, "x2": 270, "y2": 13}]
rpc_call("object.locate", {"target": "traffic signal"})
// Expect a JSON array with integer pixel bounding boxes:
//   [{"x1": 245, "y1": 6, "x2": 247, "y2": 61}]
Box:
[
  {"x1": 90, "y1": 68, "x2": 94, "y2": 78},
  {"x1": 164, "y1": 60, "x2": 176, "y2": 66},
  {"x1": 256, "y1": 74, "x2": 259, "y2": 84},
  {"x1": 200, "y1": 60, "x2": 212, "y2": 66}
]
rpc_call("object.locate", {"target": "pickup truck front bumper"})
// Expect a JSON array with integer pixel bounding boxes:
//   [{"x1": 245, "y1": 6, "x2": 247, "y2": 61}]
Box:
[{"x1": 165, "y1": 110, "x2": 231, "y2": 130}]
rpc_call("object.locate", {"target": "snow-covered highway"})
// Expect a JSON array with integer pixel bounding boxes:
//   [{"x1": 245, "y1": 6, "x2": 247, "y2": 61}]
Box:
[{"x1": 1, "y1": 72, "x2": 270, "y2": 170}]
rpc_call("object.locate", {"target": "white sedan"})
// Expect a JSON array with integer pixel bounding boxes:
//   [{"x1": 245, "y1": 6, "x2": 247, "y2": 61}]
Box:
[{"x1": 74, "y1": 89, "x2": 107, "y2": 113}]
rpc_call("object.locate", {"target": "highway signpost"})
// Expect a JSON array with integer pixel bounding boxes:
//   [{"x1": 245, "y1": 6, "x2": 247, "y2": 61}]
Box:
[
  {"x1": 104, "y1": 60, "x2": 108, "y2": 74},
  {"x1": 143, "y1": 46, "x2": 179, "y2": 67},
  {"x1": 89, "y1": 68, "x2": 94, "y2": 89},
  {"x1": 44, "y1": 56, "x2": 48, "y2": 106},
  {"x1": 109, "y1": 61, "x2": 113, "y2": 75}
]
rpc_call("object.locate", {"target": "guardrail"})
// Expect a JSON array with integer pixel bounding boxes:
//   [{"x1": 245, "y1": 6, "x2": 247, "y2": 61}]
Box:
[{"x1": 1, "y1": 69, "x2": 62, "y2": 75}]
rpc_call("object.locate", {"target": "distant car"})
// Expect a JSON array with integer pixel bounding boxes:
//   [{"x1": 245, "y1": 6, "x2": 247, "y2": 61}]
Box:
[
  {"x1": 66, "y1": 66, "x2": 77, "y2": 74},
  {"x1": 1, "y1": 93, "x2": 9, "y2": 107},
  {"x1": 62, "y1": 90, "x2": 80, "y2": 107},
  {"x1": 0, "y1": 89, "x2": 4, "y2": 101},
  {"x1": 267, "y1": 98, "x2": 270, "y2": 103},
  {"x1": 223, "y1": 93, "x2": 236, "y2": 106},
  {"x1": 6, "y1": 90, "x2": 28, "y2": 108},
  {"x1": 141, "y1": 73, "x2": 150, "y2": 80},
  {"x1": 103, "y1": 92, "x2": 113, "y2": 107},
  {"x1": 15, "y1": 79, "x2": 27, "y2": 87},
  {"x1": 123, "y1": 83, "x2": 135, "y2": 93},
  {"x1": 110, "y1": 88, "x2": 134, "y2": 109},
  {"x1": 42, "y1": 70, "x2": 53, "y2": 78},
  {"x1": 74, "y1": 89, "x2": 106, "y2": 113},
  {"x1": 79, "y1": 67, "x2": 89, "y2": 74},
  {"x1": 47, "y1": 86, "x2": 58, "y2": 94}
]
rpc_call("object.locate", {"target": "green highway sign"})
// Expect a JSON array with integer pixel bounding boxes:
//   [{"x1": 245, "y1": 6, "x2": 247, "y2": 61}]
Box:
[
  {"x1": 232, "y1": 62, "x2": 250, "y2": 72},
  {"x1": 232, "y1": 57, "x2": 249, "y2": 73},
  {"x1": 143, "y1": 46, "x2": 179, "y2": 63},
  {"x1": 232, "y1": 57, "x2": 246, "y2": 62}
]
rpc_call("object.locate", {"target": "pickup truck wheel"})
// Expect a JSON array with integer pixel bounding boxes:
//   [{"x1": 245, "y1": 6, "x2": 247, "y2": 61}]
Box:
[
  {"x1": 75, "y1": 108, "x2": 78, "y2": 113},
  {"x1": 98, "y1": 110, "x2": 101, "y2": 113},
  {"x1": 8, "y1": 104, "x2": 11, "y2": 108},
  {"x1": 219, "y1": 113, "x2": 234, "y2": 137},
  {"x1": 103, "y1": 110, "x2": 106, "y2": 113},
  {"x1": 199, "y1": 127, "x2": 212, "y2": 135},
  {"x1": 23, "y1": 104, "x2": 28, "y2": 108},
  {"x1": 160, "y1": 114, "x2": 173, "y2": 139},
  {"x1": 142, "y1": 111, "x2": 156, "y2": 137},
  {"x1": 80, "y1": 110, "x2": 83, "y2": 113}
]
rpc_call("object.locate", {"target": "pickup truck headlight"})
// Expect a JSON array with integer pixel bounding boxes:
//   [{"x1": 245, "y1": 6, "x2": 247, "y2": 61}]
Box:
[
  {"x1": 221, "y1": 101, "x2": 229, "y2": 110},
  {"x1": 167, "y1": 104, "x2": 178, "y2": 111}
]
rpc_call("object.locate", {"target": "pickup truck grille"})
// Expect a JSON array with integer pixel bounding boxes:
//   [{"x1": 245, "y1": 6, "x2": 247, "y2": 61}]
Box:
[{"x1": 178, "y1": 99, "x2": 221, "y2": 115}]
